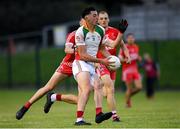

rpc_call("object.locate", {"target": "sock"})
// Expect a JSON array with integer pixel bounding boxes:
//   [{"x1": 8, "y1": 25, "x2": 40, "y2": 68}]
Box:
[
  {"x1": 76, "y1": 111, "x2": 84, "y2": 122},
  {"x1": 76, "y1": 118, "x2": 83, "y2": 122},
  {"x1": 127, "y1": 99, "x2": 131, "y2": 104},
  {"x1": 77, "y1": 111, "x2": 84, "y2": 117},
  {"x1": 112, "y1": 112, "x2": 117, "y2": 118},
  {"x1": 51, "y1": 94, "x2": 56, "y2": 102},
  {"x1": 51, "y1": 94, "x2": 62, "y2": 102},
  {"x1": 96, "y1": 107, "x2": 102, "y2": 115},
  {"x1": 56, "y1": 94, "x2": 62, "y2": 101},
  {"x1": 112, "y1": 110, "x2": 117, "y2": 115},
  {"x1": 24, "y1": 101, "x2": 32, "y2": 109}
]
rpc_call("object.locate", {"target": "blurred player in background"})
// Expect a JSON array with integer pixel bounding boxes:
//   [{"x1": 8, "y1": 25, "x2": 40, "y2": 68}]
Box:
[
  {"x1": 97, "y1": 11, "x2": 130, "y2": 121},
  {"x1": 15, "y1": 19, "x2": 86, "y2": 120},
  {"x1": 142, "y1": 53, "x2": 160, "y2": 99},
  {"x1": 72, "y1": 7, "x2": 114, "y2": 125},
  {"x1": 119, "y1": 33, "x2": 142, "y2": 108}
]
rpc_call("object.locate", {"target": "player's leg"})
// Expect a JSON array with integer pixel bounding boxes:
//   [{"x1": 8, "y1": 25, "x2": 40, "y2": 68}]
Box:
[
  {"x1": 16, "y1": 72, "x2": 68, "y2": 120},
  {"x1": 123, "y1": 72, "x2": 133, "y2": 108},
  {"x1": 146, "y1": 77, "x2": 154, "y2": 99},
  {"x1": 44, "y1": 93, "x2": 78, "y2": 113},
  {"x1": 75, "y1": 71, "x2": 91, "y2": 125},
  {"x1": 131, "y1": 80, "x2": 142, "y2": 96},
  {"x1": 93, "y1": 74, "x2": 112, "y2": 123},
  {"x1": 101, "y1": 74, "x2": 119, "y2": 121},
  {"x1": 125, "y1": 81, "x2": 133, "y2": 108}
]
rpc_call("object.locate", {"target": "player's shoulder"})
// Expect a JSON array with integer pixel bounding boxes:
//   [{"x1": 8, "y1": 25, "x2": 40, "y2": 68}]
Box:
[
  {"x1": 95, "y1": 25, "x2": 105, "y2": 37},
  {"x1": 76, "y1": 26, "x2": 90, "y2": 36},
  {"x1": 67, "y1": 30, "x2": 76, "y2": 37},
  {"x1": 76, "y1": 26, "x2": 84, "y2": 32},
  {"x1": 96, "y1": 25, "x2": 105, "y2": 31}
]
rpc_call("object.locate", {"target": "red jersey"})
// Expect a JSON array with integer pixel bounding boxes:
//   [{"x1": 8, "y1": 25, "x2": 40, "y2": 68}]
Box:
[
  {"x1": 97, "y1": 26, "x2": 120, "y2": 58},
  {"x1": 119, "y1": 43, "x2": 139, "y2": 72},
  {"x1": 56, "y1": 31, "x2": 75, "y2": 76},
  {"x1": 143, "y1": 60, "x2": 157, "y2": 78},
  {"x1": 61, "y1": 31, "x2": 76, "y2": 64}
]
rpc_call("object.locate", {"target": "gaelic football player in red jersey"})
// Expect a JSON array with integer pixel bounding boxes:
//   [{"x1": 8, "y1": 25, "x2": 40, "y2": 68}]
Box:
[
  {"x1": 16, "y1": 27, "x2": 80, "y2": 120},
  {"x1": 97, "y1": 11, "x2": 130, "y2": 121},
  {"x1": 119, "y1": 33, "x2": 142, "y2": 108}
]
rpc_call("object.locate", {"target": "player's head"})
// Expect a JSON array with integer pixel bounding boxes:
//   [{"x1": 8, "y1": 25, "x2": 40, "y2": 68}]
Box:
[
  {"x1": 126, "y1": 33, "x2": 135, "y2": 44},
  {"x1": 81, "y1": 7, "x2": 98, "y2": 26},
  {"x1": 143, "y1": 53, "x2": 151, "y2": 61},
  {"x1": 98, "y1": 11, "x2": 110, "y2": 28}
]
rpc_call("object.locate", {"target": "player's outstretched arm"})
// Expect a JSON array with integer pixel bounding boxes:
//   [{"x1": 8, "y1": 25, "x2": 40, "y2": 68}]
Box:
[
  {"x1": 104, "y1": 19, "x2": 128, "y2": 48},
  {"x1": 104, "y1": 33, "x2": 123, "y2": 48},
  {"x1": 120, "y1": 40, "x2": 131, "y2": 64}
]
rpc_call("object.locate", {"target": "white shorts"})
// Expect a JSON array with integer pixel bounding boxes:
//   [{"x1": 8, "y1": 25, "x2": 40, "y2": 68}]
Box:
[{"x1": 72, "y1": 60, "x2": 97, "y2": 86}]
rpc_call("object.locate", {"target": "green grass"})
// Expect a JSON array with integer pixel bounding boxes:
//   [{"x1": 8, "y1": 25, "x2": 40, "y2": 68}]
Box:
[{"x1": 0, "y1": 90, "x2": 180, "y2": 128}]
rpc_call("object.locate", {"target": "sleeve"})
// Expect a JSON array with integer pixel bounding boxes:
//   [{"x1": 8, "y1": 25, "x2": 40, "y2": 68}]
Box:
[
  {"x1": 65, "y1": 31, "x2": 75, "y2": 47},
  {"x1": 98, "y1": 25, "x2": 106, "y2": 45},
  {"x1": 75, "y1": 27, "x2": 85, "y2": 46}
]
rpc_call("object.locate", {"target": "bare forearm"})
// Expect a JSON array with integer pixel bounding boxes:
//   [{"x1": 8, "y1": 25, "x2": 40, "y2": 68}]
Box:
[
  {"x1": 105, "y1": 33, "x2": 123, "y2": 48},
  {"x1": 100, "y1": 49, "x2": 111, "y2": 58},
  {"x1": 80, "y1": 53, "x2": 102, "y2": 63},
  {"x1": 120, "y1": 40, "x2": 129, "y2": 57}
]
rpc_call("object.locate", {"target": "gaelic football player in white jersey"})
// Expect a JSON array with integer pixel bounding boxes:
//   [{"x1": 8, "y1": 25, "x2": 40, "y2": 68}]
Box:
[{"x1": 73, "y1": 7, "x2": 114, "y2": 125}]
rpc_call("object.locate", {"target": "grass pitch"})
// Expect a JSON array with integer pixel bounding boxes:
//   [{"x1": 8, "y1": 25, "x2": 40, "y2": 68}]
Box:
[{"x1": 0, "y1": 90, "x2": 180, "y2": 128}]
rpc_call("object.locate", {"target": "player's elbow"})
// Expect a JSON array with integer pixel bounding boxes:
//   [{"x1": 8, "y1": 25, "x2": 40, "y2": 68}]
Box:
[{"x1": 64, "y1": 48, "x2": 74, "y2": 54}]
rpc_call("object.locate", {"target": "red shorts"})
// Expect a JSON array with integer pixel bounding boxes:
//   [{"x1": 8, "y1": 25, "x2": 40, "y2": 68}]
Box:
[
  {"x1": 97, "y1": 64, "x2": 116, "y2": 80},
  {"x1": 56, "y1": 62, "x2": 73, "y2": 77},
  {"x1": 122, "y1": 69, "x2": 141, "y2": 83}
]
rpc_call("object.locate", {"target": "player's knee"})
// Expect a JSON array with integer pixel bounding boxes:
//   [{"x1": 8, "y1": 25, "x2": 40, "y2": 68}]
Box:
[
  {"x1": 43, "y1": 83, "x2": 55, "y2": 91},
  {"x1": 104, "y1": 80, "x2": 113, "y2": 88},
  {"x1": 106, "y1": 86, "x2": 115, "y2": 94},
  {"x1": 136, "y1": 84, "x2": 142, "y2": 91},
  {"x1": 137, "y1": 86, "x2": 142, "y2": 91},
  {"x1": 82, "y1": 87, "x2": 91, "y2": 96},
  {"x1": 126, "y1": 88, "x2": 132, "y2": 93}
]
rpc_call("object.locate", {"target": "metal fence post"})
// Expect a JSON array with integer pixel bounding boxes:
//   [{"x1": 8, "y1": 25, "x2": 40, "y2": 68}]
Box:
[
  {"x1": 35, "y1": 42, "x2": 41, "y2": 89},
  {"x1": 153, "y1": 40, "x2": 160, "y2": 90}
]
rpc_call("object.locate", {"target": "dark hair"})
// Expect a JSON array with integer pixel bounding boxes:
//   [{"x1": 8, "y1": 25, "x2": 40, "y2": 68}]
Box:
[
  {"x1": 126, "y1": 33, "x2": 134, "y2": 37},
  {"x1": 81, "y1": 7, "x2": 96, "y2": 18}
]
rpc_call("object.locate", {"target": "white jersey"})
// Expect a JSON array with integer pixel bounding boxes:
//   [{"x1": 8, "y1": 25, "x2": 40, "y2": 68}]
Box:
[{"x1": 75, "y1": 25, "x2": 105, "y2": 60}]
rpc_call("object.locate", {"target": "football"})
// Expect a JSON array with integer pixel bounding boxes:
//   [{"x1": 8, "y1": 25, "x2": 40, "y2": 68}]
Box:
[{"x1": 108, "y1": 55, "x2": 121, "y2": 70}]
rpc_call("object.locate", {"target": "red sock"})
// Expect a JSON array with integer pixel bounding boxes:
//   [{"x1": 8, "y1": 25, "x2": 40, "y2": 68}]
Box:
[
  {"x1": 24, "y1": 101, "x2": 32, "y2": 109},
  {"x1": 96, "y1": 107, "x2": 102, "y2": 115},
  {"x1": 56, "y1": 94, "x2": 62, "y2": 101},
  {"x1": 77, "y1": 111, "x2": 84, "y2": 118}
]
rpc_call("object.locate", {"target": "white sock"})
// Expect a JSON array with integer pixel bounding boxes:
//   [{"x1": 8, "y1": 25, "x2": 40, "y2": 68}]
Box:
[
  {"x1": 76, "y1": 118, "x2": 83, "y2": 122},
  {"x1": 51, "y1": 94, "x2": 56, "y2": 102},
  {"x1": 112, "y1": 110, "x2": 117, "y2": 115}
]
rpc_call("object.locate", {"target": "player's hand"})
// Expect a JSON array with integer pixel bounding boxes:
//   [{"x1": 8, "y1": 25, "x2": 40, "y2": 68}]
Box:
[
  {"x1": 94, "y1": 63, "x2": 100, "y2": 69},
  {"x1": 99, "y1": 57, "x2": 115, "y2": 67},
  {"x1": 125, "y1": 56, "x2": 131, "y2": 64},
  {"x1": 119, "y1": 19, "x2": 128, "y2": 33}
]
